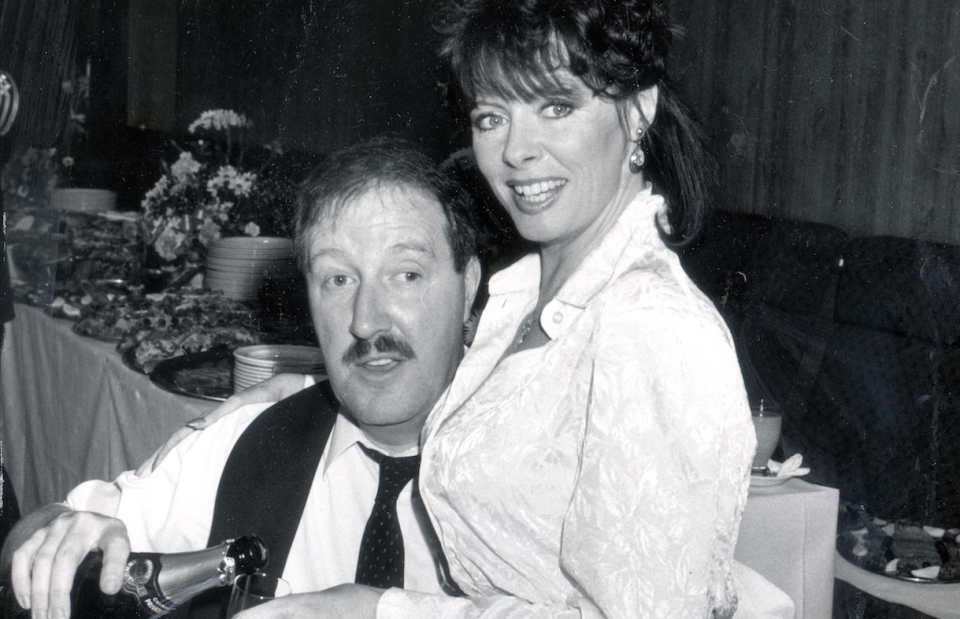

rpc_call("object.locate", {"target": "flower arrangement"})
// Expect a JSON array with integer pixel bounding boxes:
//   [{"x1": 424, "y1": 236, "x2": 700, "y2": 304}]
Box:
[
  {"x1": 0, "y1": 147, "x2": 59, "y2": 208},
  {"x1": 141, "y1": 109, "x2": 287, "y2": 264}
]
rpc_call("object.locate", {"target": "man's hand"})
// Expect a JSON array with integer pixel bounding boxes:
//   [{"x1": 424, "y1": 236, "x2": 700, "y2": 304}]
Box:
[
  {"x1": 233, "y1": 584, "x2": 383, "y2": 619},
  {"x1": 7, "y1": 508, "x2": 130, "y2": 619},
  {"x1": 136, "y1": 373, "x2": 311, "y2": 476}
]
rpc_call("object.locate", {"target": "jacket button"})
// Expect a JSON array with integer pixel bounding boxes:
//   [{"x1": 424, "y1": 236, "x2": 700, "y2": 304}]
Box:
[{"x1": 552, "y1": 312, "x2": 563, "y2": 323}]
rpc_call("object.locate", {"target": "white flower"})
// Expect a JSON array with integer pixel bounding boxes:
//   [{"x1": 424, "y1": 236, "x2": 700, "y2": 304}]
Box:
[
  {"x1": 198, "y1": 218, "x2": 222, "y2": 246},
  {"x1": 154, "y1": 225, "x2": 187, "y2": 261},
  {"x1": 62, "y1": 156, "x2": 75, "y2": 168},
  {"x1": 207, "y1": 165, "x2": 238, "y2": 192},
  {"x1": 188, "y1": 109, "x2": 252, "y2": 133},
  {"x1": 232, "y1": 171, "x2": 256, "y2": 197},
  {"x1": 767, "y1": 454, "x2": 810, "y2": 478},
  {"x1": 207, "y1": 166, "x2": 256, "y2": 198},
  {"x1": 170, "y1": 152, "x2": 201, "y2": 183},
  {"x1": 243, "y1": 222, "x2": 261, "y2": 237}
]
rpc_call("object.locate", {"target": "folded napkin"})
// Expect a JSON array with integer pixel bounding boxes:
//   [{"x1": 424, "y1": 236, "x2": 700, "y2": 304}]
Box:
[{"x1": 767, "y1": 454, "x2": 810, "y2": 478}]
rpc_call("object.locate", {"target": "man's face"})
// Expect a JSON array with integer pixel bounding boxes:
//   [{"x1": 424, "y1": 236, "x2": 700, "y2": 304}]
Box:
[{"x1": 304, "y1": 185, "x2": 480, "y2": 448}]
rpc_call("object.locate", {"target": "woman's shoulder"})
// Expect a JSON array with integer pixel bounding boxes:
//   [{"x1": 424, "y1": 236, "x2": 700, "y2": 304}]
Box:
[
  {"x1": 599, "y1": 252, "x2": 717, "y2": 322},
  {"x1": 587, "y1": 252, "x2": 736, "y2": 354}
]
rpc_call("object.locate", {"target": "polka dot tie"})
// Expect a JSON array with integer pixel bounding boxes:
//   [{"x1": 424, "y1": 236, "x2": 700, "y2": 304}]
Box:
[{"x1": 355, "y1": 446, "x2": 421, "y2": 589}]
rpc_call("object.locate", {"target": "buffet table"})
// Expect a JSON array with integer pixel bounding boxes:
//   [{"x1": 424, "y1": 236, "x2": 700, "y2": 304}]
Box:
[{"x1": 1, "y1": 304, "x2": 217, "y2": 513}]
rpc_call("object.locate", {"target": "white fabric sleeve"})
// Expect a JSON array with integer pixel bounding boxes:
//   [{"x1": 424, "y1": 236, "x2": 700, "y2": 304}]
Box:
[
  {"x1": 64, "y1": 480, "x2": 122, "y2": 516},
  {"x1": 554, "y1": 299, "x2": 755, "y2": 618},
  {"x1": 66, "y1": 403, "x2": 274, "y2": 554}
]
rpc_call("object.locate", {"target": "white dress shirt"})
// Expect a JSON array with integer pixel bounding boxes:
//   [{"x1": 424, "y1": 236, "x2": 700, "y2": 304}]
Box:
[{"x1": 66, "y1": 401, "x2": 442, "y2": 595}]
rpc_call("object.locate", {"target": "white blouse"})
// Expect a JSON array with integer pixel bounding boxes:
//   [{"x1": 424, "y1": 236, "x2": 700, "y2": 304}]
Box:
[{"x1": 380, "y1": 187, "x2": 758, "y2": 618}]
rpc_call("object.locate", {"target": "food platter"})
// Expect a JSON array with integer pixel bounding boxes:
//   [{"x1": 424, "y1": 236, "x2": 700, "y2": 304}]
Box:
[
  {"x1": 72, "y1": 317, "x2": 127, "y2": 342},
  {"x1": 836, "y1": 502, "x2": 960, "y2": 583},
  {"x1": 149, "y1": 347, "x2": 234, "y2": 402}
]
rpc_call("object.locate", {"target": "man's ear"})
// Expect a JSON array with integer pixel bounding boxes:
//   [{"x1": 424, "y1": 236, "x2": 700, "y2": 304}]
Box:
[{"x1": 462, "y1": 256, "x2": 482, "y2": 323}]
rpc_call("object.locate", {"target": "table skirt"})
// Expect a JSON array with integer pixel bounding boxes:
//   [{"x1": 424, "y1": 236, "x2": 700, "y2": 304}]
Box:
[
  {"x1": 735, "y1": 478, "x2": 839, "y2": 619},
  {"x1": 1, "y1": 304, "x2": 216, "y2": 513}
]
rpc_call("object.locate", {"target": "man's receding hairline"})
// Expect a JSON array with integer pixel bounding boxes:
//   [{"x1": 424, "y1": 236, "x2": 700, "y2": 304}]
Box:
[
  {"x1": 301, "y1": 181, "x2": 456, "y2": 266},
  {"x1": 308, "y1": 181, "x2": 448, "y2": 229}
]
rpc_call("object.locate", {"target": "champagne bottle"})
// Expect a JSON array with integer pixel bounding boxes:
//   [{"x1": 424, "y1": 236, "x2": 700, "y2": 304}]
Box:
[{"x1": 1, "y1": 536, "x2": 268, "y2": 618}]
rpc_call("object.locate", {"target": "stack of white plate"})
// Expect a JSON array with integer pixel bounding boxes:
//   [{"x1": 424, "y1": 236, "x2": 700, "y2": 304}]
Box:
[
  {"x1": 51, "y1": 188, "x2": 117, "y2": 213},
  {"x1": 205, "y1": 237, "x2": 297, "y2": 301},
  {"x1": 233, "y1": 344, "x2": 326, "y2": 393}
]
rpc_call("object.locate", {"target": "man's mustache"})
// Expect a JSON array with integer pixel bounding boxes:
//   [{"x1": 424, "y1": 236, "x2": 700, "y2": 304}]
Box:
[{"x1": 342, "y1": 334, "x2": 416, "y2": 364}]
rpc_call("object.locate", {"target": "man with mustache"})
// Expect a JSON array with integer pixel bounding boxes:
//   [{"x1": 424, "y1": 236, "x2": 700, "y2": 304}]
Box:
[{"x1": 2, "y1": 136, "x2": 482, "y2": 619}]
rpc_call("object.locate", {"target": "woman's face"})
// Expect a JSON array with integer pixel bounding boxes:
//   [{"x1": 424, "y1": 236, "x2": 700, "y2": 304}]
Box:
[{"x1": 470, "y1": 69, "x2": 643, "y2": 249}]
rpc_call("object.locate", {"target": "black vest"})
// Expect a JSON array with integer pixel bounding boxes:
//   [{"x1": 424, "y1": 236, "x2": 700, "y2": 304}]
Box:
[{"x1": 184, "y1": 381, "x2": 339, "y2": 619}]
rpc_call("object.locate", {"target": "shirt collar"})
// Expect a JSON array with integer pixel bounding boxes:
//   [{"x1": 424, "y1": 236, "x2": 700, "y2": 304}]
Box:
[
  {"x1": 487, "y1": 252, "x2": 541, "y2": 297},
  {"x1": 555, "y1": 185, "x2": 667, "y2": 309},
  {"x1": 322, "y1": 413, "x2": 420, "y2": 478},
  {"x1": 486, "y1": 186, "x2": 667, "y2": 320}
]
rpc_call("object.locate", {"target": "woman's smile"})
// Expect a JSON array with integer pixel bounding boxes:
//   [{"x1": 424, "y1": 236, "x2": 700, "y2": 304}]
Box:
[{"x1": 507, "y1": 178, "x2": 568, "y2": 212}]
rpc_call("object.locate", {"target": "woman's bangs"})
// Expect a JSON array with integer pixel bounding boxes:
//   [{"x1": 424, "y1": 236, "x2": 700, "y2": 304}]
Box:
[{"x1": 464, "y1": 42, "x2": 578, "y2": 104}]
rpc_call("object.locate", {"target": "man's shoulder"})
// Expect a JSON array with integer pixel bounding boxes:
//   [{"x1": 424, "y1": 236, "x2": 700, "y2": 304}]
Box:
[
  {"x1": 228, "y1": 380, "x2": 339, "y2": 455},
  {"x1": 253, "y1": 380, "x2": 338, "y2": 430},
  {"x1": 276, "y1": 379, "x2": 337, "y2": 408}
]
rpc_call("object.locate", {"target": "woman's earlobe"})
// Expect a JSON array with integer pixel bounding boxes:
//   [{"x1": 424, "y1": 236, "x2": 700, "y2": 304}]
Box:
[{"x1": 636, "y1": 85, "x2": 659, "y2": 129}]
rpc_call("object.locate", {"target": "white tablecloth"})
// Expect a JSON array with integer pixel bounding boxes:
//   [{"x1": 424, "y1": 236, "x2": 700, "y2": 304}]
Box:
[
  {"x1": 735, "y1": 478, "x2": 839, "y2": 619},
  {"x1": 1, "y1": 304, "x2": 216, "y2": 513}
]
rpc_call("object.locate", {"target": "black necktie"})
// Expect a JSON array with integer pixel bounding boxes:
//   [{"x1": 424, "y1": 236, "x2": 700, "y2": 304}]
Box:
[{"x1": 355, "y1": 445, "x2": 420, "y2": 589}]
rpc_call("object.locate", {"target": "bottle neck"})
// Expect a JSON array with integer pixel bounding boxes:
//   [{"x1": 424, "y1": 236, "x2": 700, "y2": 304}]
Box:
[
  {"x1": 152, "y1": 541, "x2": 238, "y2": 602},
  {"x1": 156, "y1": 536, "x2": 267, "y2": 603}
]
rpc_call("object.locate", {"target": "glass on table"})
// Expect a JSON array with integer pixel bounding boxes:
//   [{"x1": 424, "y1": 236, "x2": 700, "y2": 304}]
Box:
[
  {"x1": 226, "y1": 573, "x2": 292, "y2": 618},
  {"x1": 751, "y1": 401, "x2": 782, "y2": 474}
]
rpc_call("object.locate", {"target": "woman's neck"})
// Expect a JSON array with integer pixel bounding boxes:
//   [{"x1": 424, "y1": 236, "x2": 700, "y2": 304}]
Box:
[{"x1": 537, "y1": 180, "x2": 642, "y2": 308}]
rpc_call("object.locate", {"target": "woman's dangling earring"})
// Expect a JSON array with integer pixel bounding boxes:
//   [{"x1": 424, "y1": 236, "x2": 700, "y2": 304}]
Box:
[{"x1": 629, "y1": 127, "x2": 645, "y2": 174}]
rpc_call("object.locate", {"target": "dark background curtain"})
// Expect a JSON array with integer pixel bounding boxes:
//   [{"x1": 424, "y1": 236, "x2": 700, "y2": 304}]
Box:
[{"x1": 0, "y1": 0, "x2": 80, "y2": 149}]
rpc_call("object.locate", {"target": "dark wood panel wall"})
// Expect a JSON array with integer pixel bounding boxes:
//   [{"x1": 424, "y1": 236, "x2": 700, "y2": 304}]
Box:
[
  {"x1": 171, "y1": 0, "x2": 452, "y2": 157},
  {"x1": 671, "y1": 0, "x2": 960, "y2": 245}
]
